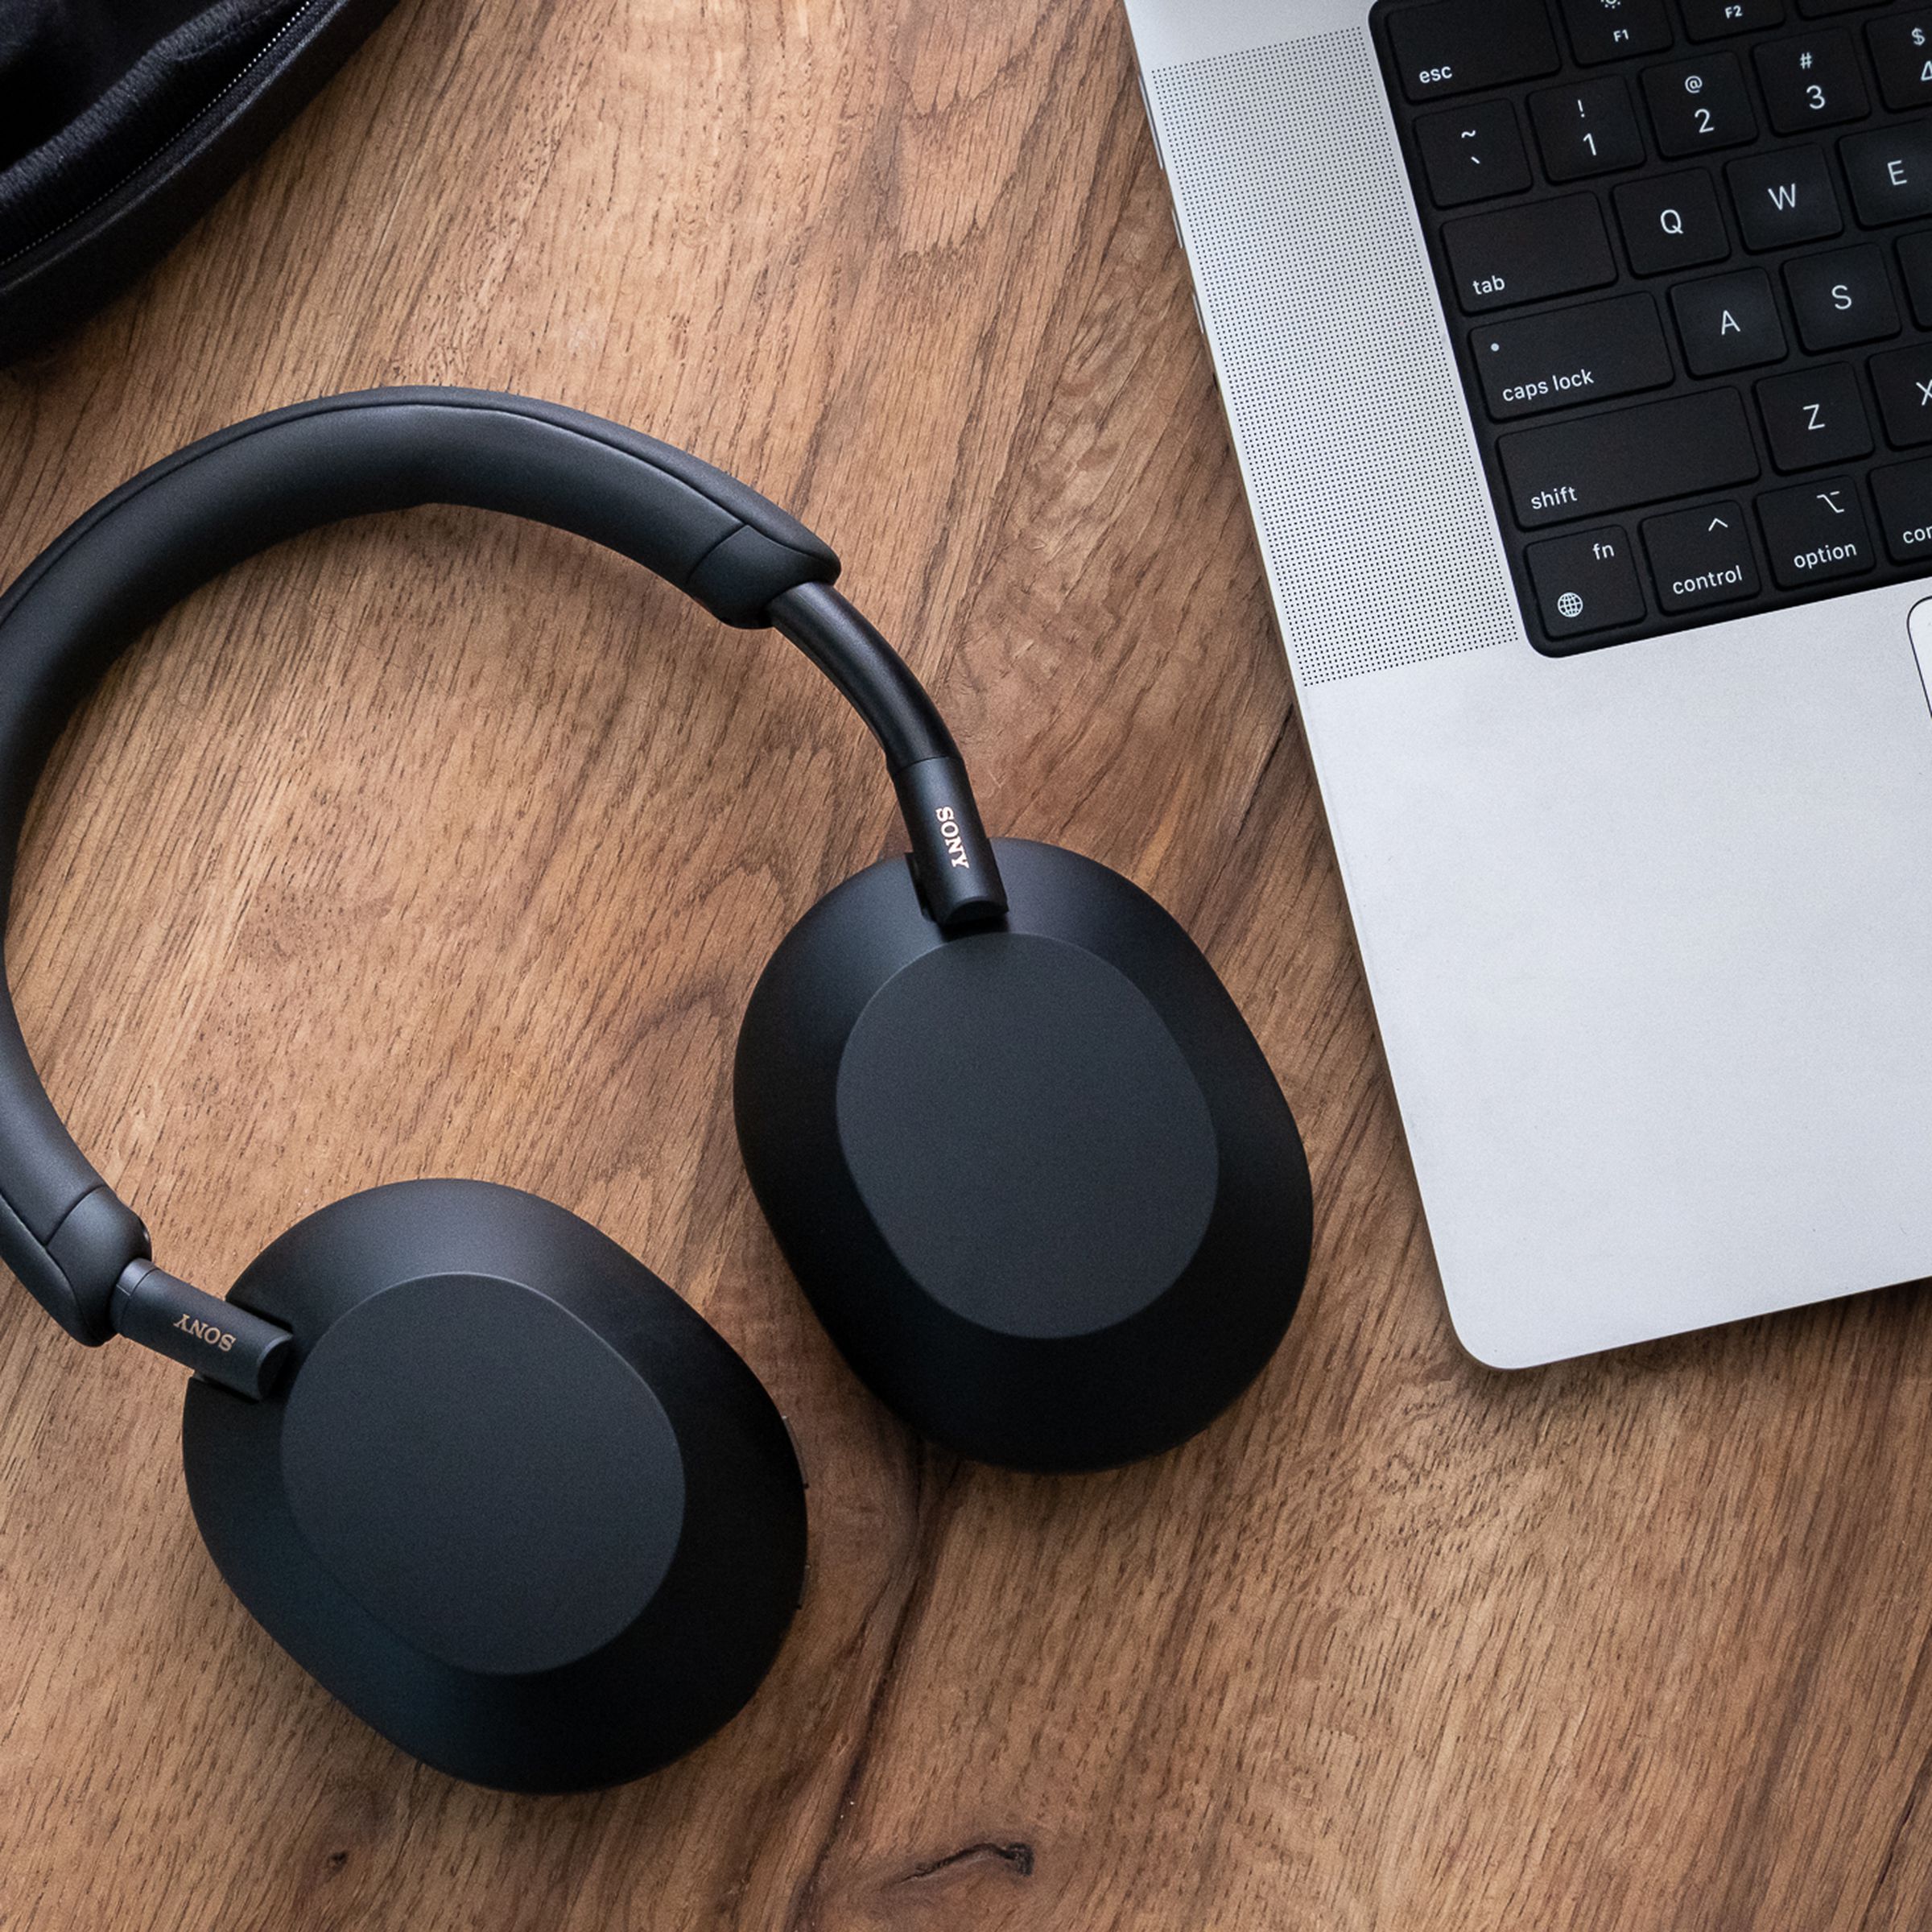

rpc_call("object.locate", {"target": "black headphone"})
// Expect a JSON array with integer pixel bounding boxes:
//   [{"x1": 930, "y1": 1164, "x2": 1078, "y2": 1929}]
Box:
[{"x1": 0, "y1": 388, "x2": 1312, "y2": 1792}]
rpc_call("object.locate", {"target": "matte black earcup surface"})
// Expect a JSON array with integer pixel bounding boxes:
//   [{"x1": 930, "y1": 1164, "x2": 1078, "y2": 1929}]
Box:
[
  {"x1": 735, "y1": 839, "x2": 1312, "y2": 1471},
  {"x1": 181, "y1": 1179, "x2": 807, "y2": 1793}
]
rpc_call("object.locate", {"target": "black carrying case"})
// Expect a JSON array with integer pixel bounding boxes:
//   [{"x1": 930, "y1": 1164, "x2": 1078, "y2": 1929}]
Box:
[{"x1": 0, "y1": 0, "x2": 399, "y2": 364}]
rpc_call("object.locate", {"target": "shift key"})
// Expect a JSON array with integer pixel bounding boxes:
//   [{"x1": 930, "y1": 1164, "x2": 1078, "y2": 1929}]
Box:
[
  {"x1": 1443, "y1": 196, "x2": 1616, "y2": 315},
  {"x1": 1499, "y1": 390, "x2": 1760, "y2": 528}
]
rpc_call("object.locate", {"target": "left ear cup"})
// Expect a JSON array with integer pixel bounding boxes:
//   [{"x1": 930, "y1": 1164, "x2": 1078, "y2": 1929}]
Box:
[
  {"x1": 181, "y1": 1179, "x2": 807, "y2": 1793},
  {"x1": 734, "y1": 839, "x2": 1311, "y2": 1472}
]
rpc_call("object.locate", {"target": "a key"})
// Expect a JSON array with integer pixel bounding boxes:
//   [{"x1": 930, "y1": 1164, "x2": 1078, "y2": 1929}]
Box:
[
  {"x1": 1525, "y1": 526, "x2": 1647, "y2": 640},
  {"x1": 1868, "y1": 344, "x2": 1932, "y2": 447},
  {"x1": 1756, "y1": 477, "x2": 1874, "y2": 586},
  {"x1": 1671, "y1": 268, "x2": 1788, "y2": 372},
  {"x1": 1753, "y1": 32, "x2": 1871, "y2": 132},
  {"x1": 1682, "y1": 0, "x2": 1785, "y2": 38},
  {"x1": 1866, "y1": 15, "x2": 1932, "y2": 112},
  {"x1": 1443, "y1": 195, "x2": 1616, "y2": 312},
  {"x1": 1726, "y1": 147, "x2": 1843, "y2": 248},
  {"x1": 1498, "y1": 389, "x2": 1761, "y2": 527},
  {"x1": 1388, "y1": 0, "x2": 1561, "y2": 102},
  {"x1": 1469, "y1": 294, "x2": 1674, "y2": 419},
  {"x1": 1558, "y1": 0, "x2": 1674, "y2": 63},
  {"x1": 1531, "y1": 78, "x2": 1647, "y2": 180},
  {"x1": 1614, "y1": 169, "x2": 1731, "y2": 273},
  {"x1": 1641, "y1": 502, "x2": 1761, "y2": 612},
  {"x1": 1784, "y1": 243, "x2": 1901, "y2": 349},
  {"x1": 1898, "y1": 232, "x2": 1932, "y2": 327},
  {"x1": 1418, "y1": 101, "x2": 1533, "y2": 207},
  {"x1": 1797, "y1": 0, "x2": 1885, "y2": 14},
  {"x1": 1841, "y1": 125, "x2": 1932, "y2": 225},
  {"x1": 1757, "y1": 363, "x2": 1873, "y2": 469},
  {"x1": 1642, "y1": 53, "x2": 1757, "y2": 155},
  {"x1": 1870, "y1": 457, "x2": 1932, "y2": 560}
]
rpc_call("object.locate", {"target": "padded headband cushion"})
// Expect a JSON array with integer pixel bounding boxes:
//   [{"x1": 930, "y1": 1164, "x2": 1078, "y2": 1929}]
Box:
[{"x1": 0, "y1": 386, "x2": 842, "y2": 1343}]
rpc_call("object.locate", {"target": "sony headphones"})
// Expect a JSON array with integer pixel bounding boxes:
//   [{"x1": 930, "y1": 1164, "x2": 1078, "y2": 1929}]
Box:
[{"x1": 0, "y1": 387, "x2": 1312, "y2": 1792}]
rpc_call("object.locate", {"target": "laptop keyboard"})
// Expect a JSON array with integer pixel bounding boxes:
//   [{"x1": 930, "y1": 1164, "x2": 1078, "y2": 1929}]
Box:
[{"x1": 1371, "y1": 0, "x2": 1932, "y2": 654}]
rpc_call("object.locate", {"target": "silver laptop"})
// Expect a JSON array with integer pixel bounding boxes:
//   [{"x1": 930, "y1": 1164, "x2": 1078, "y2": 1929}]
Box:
[{"x1": 1123, "y1": 0, "x2": 1932, "y2": 1365}]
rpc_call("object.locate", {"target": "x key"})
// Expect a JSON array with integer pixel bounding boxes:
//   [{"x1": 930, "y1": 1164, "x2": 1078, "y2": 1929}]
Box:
[{"x1": 1870, "y1": 345, "x2": 1932, "y2": 448}]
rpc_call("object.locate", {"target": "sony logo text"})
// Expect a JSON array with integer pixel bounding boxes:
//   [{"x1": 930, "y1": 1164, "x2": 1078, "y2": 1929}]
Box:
[
  {"x1": 935, "y1": 806, "x2": 972, "y2": 870},
  {"x1": 172, "y1": 1312, "x2": 237, "y2": 1352}
]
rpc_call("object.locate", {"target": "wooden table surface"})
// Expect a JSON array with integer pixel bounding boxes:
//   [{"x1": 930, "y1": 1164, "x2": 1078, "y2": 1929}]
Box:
[{"x1": 3, "y1": 3, "x2": 1931, "y2": 1927}]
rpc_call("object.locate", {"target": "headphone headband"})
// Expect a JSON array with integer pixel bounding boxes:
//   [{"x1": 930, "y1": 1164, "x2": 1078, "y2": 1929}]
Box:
[{"x1": 0, "y1": 387, "x2": 1004, "y2": 1348}]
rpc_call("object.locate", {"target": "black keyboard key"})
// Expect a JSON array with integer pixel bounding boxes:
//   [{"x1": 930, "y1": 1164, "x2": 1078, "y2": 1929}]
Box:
[
  {"x1": 1682, "y1": 0, "x2": 1785, "y2": 38},
  {"x1": 1757, "y1": 362, "x2": 1872, "y2": 469},
  {"x1": 1871, "y1": 457, "x2": 1932, "y2": 560},
  {"x1": 1531, "y1": 79, "x2": 1647, "y2": 180},
  {"x1": 1471, "y1": 294, "x2": 1674, "y2": 419},
  {"x1": 1417, "y1": 102, "x2": 1534, "y2": 207},
  {"x1": 1726, "y1": 147, "x2": 1843, "y2": 248},
  {"x1": 1442, "y1": 195, "x2": 1616, "y2": 312},
  {"x1": 1757, "y1": 477, "x2": 1874, "y2": 584},
  {"x1": 1388, "y1": 0, "x2": 1562, "y2": 102},
  {"x1": 1558, "y1": 0, "x2": 1674, "y2": 62},
  {"x1": 1797, "y1": 0, "x2": 1885, "y2": 13},
  {"x1": 1753, "y1": 31, "x2": 1871, "y2": 132},
  {"x1": 1499, "y1": 389, "x2": 1760, "y2": 526},
  {"x1": 1867, "y1": 16, "x2": 1932, "y2": 111},
  {"x1": 1897, "y1": 233, "x2": 1932, "y2": 328},
  {"x1": 1615, "y1": 169, "x2": 1731, "y2": 272},
  {"x1": 1841, "y1": 125, "x2": 1932, "y2": 225},
  {"x1": 1785, "y1": 244, "x2": 1901, "y2": 349},
  {"x1": 1642, "y1": 502, "x2": 1761, "y2": 610},
  {"x1": 1642, "y1": 53, "x2": 1757, "y2": 155},
  {"x1": 1869, "y1": 344, "x2": 1932, "y2": 447},
  {"x1": 1671, "y1": 268, "x2": 1787, "y2": 371},
  {"x1": 1526, "y1": 526, "x2": 1647, "y2": 638}
]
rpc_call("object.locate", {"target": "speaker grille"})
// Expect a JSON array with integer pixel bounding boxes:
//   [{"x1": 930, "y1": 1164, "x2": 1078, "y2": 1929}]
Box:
[{"x1": 1151, "y1": 31, "x2": 1520, "y2": 685}]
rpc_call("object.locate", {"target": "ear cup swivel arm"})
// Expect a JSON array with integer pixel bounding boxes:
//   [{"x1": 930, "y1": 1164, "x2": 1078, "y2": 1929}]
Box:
[{"x1": 0, "y1": 388, "x2": 1005, "y2": 1360}]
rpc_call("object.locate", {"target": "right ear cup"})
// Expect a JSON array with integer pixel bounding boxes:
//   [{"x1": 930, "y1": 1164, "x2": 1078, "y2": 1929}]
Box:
[
  {"x1": 735, "y1": 838, "x2": 1311, "y2": 1472},
  {"x1": 180, "y1": 1179, "x2": 806, "y2": 1793}
]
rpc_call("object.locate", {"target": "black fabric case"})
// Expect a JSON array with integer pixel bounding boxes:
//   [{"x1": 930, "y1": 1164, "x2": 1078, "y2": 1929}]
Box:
[{"x1": 0, "y1": 0, "x2": 398, "y2": 363}]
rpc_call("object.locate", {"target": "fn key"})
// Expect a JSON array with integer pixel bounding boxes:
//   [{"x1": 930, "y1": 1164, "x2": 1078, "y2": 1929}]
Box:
[{"x1": 1526, "y1": 527, "x2": 1645, "y2": 642}]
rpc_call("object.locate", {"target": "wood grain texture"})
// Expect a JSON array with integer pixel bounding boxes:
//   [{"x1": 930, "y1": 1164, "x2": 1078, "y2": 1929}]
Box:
[{"x1": 2, "y1": 3, "x2": 1931, "y2": 1926}]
